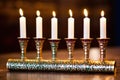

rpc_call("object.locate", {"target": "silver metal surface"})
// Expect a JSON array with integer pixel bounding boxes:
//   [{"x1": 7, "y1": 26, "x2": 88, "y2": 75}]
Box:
[
  {"x1": 7, "y1": 59, "x2": 115, "y2": 73},
  {"x1": 18, "y1": 37, "x2": 29, "y2": 61},
  {"x1": 97, "y1": 38, "x2": 110, "y2": 62},
  {"x1": 65, "y1": 38, "x2": 77, "y2": 60},
  {"x1": 81, "y1": 38, "x2": 93, "y2": 62},
  {"x1": 34, "y1": 38, "x2": 45, "y2": 60},
  {"x1": 49, "y1": 39, "x2": 60, "y2": 61}
]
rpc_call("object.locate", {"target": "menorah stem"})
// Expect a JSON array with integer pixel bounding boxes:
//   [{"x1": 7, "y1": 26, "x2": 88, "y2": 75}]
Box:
[
  {"x1": 34, "y1": 38, "x2": 45, "y2": 60},
  {"x1": 18, "y1": 37, "x2": 29, "y2": 61},
  {"x1": 49, "y1": 39, "x2": 60, "y2": 61},
  {"x1": 81, "y1": 38, "x2": 92, "y2": 62},
  {"x1": 65, "y1": 38, "x2": 76, "y2": 61},
  {"x1": 97, "y1": 38, "x2": 110, "y2": 62}
]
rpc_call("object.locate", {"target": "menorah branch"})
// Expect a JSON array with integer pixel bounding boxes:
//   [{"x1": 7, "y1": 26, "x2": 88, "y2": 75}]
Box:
[{"x1": 18, "y1": 37, "x2": 29, "y2": 61}]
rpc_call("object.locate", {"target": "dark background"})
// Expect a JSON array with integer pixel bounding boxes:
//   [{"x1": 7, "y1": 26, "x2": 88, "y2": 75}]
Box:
[{"x1": 0, "y1": 0, "x2": 120, "y2": 53}]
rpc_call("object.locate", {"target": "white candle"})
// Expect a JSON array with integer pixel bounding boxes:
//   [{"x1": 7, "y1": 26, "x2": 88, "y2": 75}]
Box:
[
  {"x1": 68, "y1": 9, "x2": 74, "y2": 39},
  {"x1": 100, "y1": 10, "x2": 106, "y2": 38},
  {"x1": 36, "y1": 10, "x2": 43, "y2": 38},
  {"x1": 83, "y1": 9, "x2": 90, "y2": 39},
  {"x1": 51, "y1": 11, "x2": 58, "y2": 39},
  {"x1": 19, "y1": 8, "x2": 26, "y2": 38}
]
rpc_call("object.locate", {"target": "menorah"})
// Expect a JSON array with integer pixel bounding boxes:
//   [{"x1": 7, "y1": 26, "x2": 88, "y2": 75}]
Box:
[{"x1": 6, "y1": 37, "x2": 115, "y2": 73}]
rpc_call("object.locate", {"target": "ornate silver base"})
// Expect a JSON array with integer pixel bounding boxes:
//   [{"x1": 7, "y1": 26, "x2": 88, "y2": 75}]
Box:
[{"x1": 6, "y1": 59, "x2": 115, "y2": 73}]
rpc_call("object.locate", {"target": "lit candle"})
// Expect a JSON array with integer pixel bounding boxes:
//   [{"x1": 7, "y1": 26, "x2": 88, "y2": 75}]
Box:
[
  {"x1": 51, "y1": 11, "x2": 58, "y2": 39},
  {"x1": 83, "y1": 9, "x2": 90, "y2": 39},
  {"x1": 19, "y1": 8, "x2": 26, "y2": 38},
  {"x1": 68, "y1": 9, "x2": 74, "y2": 39},
  {"x1": 100, "y1": 10, "x2": 106, "y2": 38},
  {"x1": 36, "y1": 10, "x2": 43, "y2": 38}
]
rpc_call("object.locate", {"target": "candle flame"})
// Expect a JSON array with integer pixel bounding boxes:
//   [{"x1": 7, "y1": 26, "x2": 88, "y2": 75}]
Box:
[
  {"x1": 52, "y1": 11, "x2": 56, "y2": 17},
  {"x1": 36, "y1": 10, "x2": 40, "y2": 16},
  {"x1": 69, "y1": 9, "x2": 72, "y2": 17},
  {"x1": 101, "y1": 10, "x2": 104, "y2": 17},
  {"x1": 19, "y1": 8, "x2": 23, "y2": 16},
  {"x1": 84, "y1": 9, "x2": 88, "y2": 17}
]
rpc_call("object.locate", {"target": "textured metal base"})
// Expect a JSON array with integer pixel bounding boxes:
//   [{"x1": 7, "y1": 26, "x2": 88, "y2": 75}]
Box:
[{"x1": 7, "y1": 59, "x2": 115, "y2": 73}]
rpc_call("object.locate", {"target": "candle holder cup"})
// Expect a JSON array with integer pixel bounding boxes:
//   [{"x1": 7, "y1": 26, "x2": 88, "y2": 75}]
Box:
[
  {"x1": 97, "y1": 38, "x2": 110, "y2": 62},
  {"x1": 81, "y1": 38, "x2": 93, "y2": 62},
  {"x1": 34, "y1": 38, "x2": 45, "y2": 60},
  {"x1": 18, "y1": 37, "x2": 29, "y2": 61},
  {"x1": 49, "y1": 39, "x2": 60, "y2": 61},
  {"x1": 65, "y1": 38, "x2": 77, "y2": 61}
]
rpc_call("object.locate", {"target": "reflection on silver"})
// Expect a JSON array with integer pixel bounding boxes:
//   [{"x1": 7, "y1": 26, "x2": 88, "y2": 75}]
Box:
[
  {"x1": 92, "y1": 76, "x2": 101, "y2": 80},
  {"x1": 7, "y1": 72, "x2": 114, "y2": 80},
  {"x1": 90, "y1": 48, "x2": 100, "y2": 61}
]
